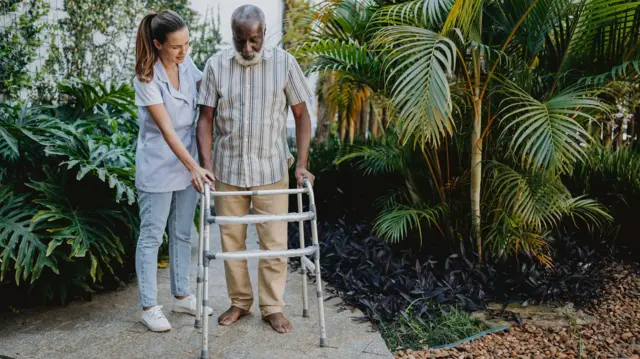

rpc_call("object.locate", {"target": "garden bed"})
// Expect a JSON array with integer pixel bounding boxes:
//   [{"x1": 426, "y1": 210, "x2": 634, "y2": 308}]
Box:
[
  {"x1": 396, "y1": 263, "x2": 640, "y2": 359},
  {"x1": 287, "y1": 217, "x2": 618, "y2": 351}
]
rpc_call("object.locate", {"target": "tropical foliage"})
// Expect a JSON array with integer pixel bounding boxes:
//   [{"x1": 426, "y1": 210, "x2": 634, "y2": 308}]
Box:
[
  {"x1": 0, "y1": 79, "x2": 139, "y2": 304},
  {"x1": 291, "y1": 0, "x2": 640, "y2": 264}
]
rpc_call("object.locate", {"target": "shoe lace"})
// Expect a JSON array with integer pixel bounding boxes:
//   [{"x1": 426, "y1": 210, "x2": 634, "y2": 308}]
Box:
[{"x1": 150, "y1": 305, "x2": 167, "y2": 321}]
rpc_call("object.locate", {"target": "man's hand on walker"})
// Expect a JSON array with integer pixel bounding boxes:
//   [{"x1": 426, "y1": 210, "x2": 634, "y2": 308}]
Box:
[
  {"x1": 190, "y1": 166, "x2": 215, "y2": 193},
  {"x1": 295, "y1": 165, "x2": 315, "y2": 188}
]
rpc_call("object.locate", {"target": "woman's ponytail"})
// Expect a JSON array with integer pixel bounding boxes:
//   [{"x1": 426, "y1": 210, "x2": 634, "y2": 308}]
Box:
[
  {"x1": 135, "y1": 10, "x2": 186, "y2": 83},
  {"x1": 135, "y1": 13, "x2": 158, "y2": 83}
]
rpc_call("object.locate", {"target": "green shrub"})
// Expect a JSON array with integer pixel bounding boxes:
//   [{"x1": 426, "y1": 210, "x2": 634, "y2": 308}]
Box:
[{"x1": 0, "y1": 79, "x2": 139, "y2": 305}]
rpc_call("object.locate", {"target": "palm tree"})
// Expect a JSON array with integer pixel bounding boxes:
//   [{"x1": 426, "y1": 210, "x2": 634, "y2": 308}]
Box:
[
  {"x1": 296, "y1": 0, "x2": 637, "y2": 263},
  {"x1": 294, "y1": 0, "x2": 387, "y2": 144}
]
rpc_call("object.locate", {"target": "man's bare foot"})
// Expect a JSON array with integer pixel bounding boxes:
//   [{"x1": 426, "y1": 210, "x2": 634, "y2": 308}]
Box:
[
  {"x1": 262, "y1": 313, "x2": 293, "y2": 334},
  {"x1": 217, "y1": 306, "x2": 250, "y2": 326}
]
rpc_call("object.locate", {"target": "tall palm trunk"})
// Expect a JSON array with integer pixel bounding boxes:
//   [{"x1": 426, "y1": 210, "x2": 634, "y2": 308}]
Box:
[
  {"x1": 470, "y1": 46, "x2": 483, "y2": 261},
  {"x1": 348, "y1": 106, "x2": 357, "y2": 144},
  {"x1": 349, "y1": 119, "x2": 356, "y2": 144},
  {"x1": 282, "y1": 0, "x2": 291, "y2": 50},
  {"x1": 360, "y1": 98, "x2": 370, "y2": 141},
  {"x1": 314, "y1": 75, "x2": 333, "y2": 145},
  {"x1": 370, "y1": 102, "x2": 380, "y2": 139},
  {"x1": 339, "y1": 111, "x2": 347, "y2": 143}
]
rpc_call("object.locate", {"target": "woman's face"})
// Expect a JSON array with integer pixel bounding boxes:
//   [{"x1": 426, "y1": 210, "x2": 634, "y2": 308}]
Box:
[{"x1": 154, "y1": 27, "x2": 190, "y2": 64}]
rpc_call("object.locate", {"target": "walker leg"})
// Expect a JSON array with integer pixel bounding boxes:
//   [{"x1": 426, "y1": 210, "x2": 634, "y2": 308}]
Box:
[
  {"x1": 298, "y1": 193, "x2": 309, "y2": 318},
  {"x1": 201, "y1": 185, "x2": 211, "y2": 359},
  {"x1": 195, "y1": 194, "x2": 205, "y2": 329},
  {"x1": 306, "y1": 182, "x2": 327, "y2": 347}
]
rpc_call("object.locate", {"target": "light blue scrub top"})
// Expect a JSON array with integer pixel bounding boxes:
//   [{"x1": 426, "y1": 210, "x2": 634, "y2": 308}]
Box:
[{"x1": 133, "y1": 55, "x2": 202, "y2": 193}]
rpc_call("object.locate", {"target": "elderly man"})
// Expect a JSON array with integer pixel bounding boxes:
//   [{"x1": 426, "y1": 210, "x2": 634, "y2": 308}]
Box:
[{"x1": 196, "y1": 5, "x2": 314, "y2": 334}]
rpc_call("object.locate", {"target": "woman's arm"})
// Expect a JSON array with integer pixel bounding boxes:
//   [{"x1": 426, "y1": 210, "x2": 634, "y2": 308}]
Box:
[
  {"x1": 147, "y1": 103, "x2": 199, "y2": 171},
  {"x1": 146, "y1": 103, "x2": 213, "y2": 191}
]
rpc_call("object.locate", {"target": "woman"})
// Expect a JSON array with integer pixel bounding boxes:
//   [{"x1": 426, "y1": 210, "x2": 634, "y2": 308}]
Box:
[{"x1": 133, "y1": 10, "x2": 214, "y2": 332}]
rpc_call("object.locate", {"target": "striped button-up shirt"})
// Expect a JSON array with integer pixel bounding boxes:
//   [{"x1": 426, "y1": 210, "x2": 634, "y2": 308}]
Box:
[{"x1": 197, "y1": 45, "x2": 313, "y2": 188}]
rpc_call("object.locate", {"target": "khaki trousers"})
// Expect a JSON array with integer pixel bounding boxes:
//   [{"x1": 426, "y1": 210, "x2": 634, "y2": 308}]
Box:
[{"x1": 214, "y1": 175, "x2": 289, "y2": 317}]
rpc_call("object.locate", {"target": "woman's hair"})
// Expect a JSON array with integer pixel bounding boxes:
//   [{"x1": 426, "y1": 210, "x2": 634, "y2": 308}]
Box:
[{"x1": 135, "y1": 10, "x2": 186, "y2": 83}]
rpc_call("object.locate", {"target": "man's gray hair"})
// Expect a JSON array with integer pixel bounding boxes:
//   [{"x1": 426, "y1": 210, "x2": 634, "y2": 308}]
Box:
[{"x1": 231, "y1": 5, "x2": 266, "y2": 28}]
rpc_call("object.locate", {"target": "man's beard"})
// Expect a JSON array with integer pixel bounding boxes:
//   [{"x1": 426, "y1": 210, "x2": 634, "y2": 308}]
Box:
[{"x1": 234, "y1": 48, "x2": 264, "y2": 66}]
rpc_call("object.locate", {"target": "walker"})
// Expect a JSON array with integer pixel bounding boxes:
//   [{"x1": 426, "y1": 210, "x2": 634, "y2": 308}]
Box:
[{"x1": 194, "y1": 179, "x2": 327, "y2": 359}]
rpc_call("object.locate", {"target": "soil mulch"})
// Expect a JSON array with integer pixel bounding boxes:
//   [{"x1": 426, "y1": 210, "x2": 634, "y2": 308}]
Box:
[{"x1": 394, "y1": 263, "x2": 640, "y2": 359}]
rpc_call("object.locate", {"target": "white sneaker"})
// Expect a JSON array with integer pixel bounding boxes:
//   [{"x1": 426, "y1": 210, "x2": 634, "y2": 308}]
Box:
[
  {"x1": 141, "y1": 305, "x2": 171, "y2": 332},
  {"x1": 173, "y1": 294, "x2": 213, "y2": 316}
]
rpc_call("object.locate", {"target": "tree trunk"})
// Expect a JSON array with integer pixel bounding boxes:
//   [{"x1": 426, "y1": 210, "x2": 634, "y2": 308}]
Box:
[
  {"x1": 370, "y1": 102, "x2": 380, "y2": 139},
  {"x1": 382, "y1": 107, "x2": 390, "y2": 127},
  {"x1": 470, "y1": 48, "x2": 483, "y2": 262},
  {"x1": 314, "y1": 75, "x2": 333, "y2": 145},
  {"x1": 360, "y1": 98, "x2": 370, "y2": 141},
  {"x1": 339, "y1": 111, "x2": 347, "y2": 143},
  {"x1": 349, "y1": 114, "x2": 356, "y2": 145},
  {"x1": 282, "y1": 0, "x2": 291, "y2": 51}
]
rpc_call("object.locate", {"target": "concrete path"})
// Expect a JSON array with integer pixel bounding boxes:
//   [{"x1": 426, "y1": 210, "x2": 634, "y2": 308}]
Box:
[{"x1": 0, "y1": 223, "x2": 392, "y2": 359}]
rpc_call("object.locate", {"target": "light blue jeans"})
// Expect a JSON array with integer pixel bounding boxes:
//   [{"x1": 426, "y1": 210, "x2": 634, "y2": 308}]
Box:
[{"x1": 136, "y1": 186, "x2": 198, "y2": 308}]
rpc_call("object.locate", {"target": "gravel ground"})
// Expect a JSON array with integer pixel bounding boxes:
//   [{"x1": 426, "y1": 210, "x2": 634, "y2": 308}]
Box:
[{"x1": 394, "y1": 264, "x2": 640, "y2": 359}]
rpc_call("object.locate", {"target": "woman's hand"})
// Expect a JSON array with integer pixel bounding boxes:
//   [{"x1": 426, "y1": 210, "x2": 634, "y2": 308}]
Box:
[{"x1": 190, "y1": 166, "x2": 215, "y2": 193}]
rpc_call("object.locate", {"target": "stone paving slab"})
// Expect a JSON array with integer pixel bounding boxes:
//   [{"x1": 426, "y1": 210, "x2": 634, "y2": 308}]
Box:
[{"x1": 0, "y1": 223, "x2": 392, "y2": 359}]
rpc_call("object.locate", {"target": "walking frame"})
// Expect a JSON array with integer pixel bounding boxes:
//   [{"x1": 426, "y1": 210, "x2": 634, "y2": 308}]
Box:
[{"x1": 194, "y1": 179, "x2": 327, "y2": 359}]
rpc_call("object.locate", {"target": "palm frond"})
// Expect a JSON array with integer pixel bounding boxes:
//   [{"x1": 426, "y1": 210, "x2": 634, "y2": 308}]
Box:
[
  {"x1": 561, "y1": 0, "x2": 640, "y2": 75},
  {"x1": 499, "y1": 80, "x2": 608, "y2": 172},
  {"x1": 335, "y1": 141, "x2": 405, "y2": 175},
  {"x1": 295, "y1": 39, "x2": 383, "y2": 84},
  {"x1": 565, "y1": 196, "x2": 613, "y2": 230},
  {"x1": 310, "y1": 0, "x2": 380, "y2": 43},
  {"x1": 489, "y1": 162, "x2": 612, "y2": 233},
  {"x1": 373, "y1": 0, "x2": 454, "y2": 28},
  {"x1": 574, "y1": 144, "x2": 640, "y2": 195},
  {"x1": 375, "y1": 25, "x2": 456, "y2": 148},
  {"x1": 373, "y1": 203, "x2": 445, "y2": 245},
  {"x1": 374, "y1": 188, "x2": 413, "y2": 211},
  {"x1": 489, "y1": 162, "x2": 570, "y2": 231},
  {"x1": 579, "y1": 60, "x2": 640, "y2": 85},
  {"x1": 486, "y1": 213, "x2": 553, "y2": 266},
  {"x1": 489, "y1": 0, "x2": 572, "y2": 64},
  {"x1": 442, "y1": 0, "x2": 484, "y2": 38}
]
